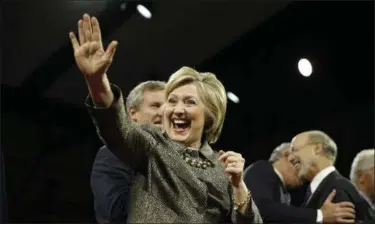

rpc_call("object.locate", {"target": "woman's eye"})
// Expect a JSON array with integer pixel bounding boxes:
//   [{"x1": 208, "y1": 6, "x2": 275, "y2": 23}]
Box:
[{"x1": 187, "y1": 100, "x2": 196, "y2": 105}]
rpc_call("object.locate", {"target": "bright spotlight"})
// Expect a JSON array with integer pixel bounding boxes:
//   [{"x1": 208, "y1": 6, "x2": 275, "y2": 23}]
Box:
[
  {"x1": 137, "y1": 4, "x2": 152, "y2": 19},
  {"x1": 227, "y1": 92, "x2": 240, "y2": 104},
  {"x1": 298, "y1": 58, "x2": 312, "y2": 77}
]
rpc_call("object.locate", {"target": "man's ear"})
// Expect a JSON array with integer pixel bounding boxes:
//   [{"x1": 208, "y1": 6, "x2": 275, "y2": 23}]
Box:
[
  {"x1": 129, "y1": 107, "x2": 138, "y2": 122},
  {"x1": 283, "y1": 150, "x2": 290, "y2": 158},
  {"x1": 313, "y1": 143, "x2": 323, "y2": 155}
]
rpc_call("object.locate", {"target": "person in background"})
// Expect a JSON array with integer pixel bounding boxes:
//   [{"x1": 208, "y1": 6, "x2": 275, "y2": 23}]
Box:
[
  {"x1": 289, "y1": 130, "x2": 373, "y2": 223},
  {"x1": 350, "y1": 149, "x2": 375, "y2": 209},
  {"x1": 244, "y1": 142, "x2": 355, "y2": 223},
  {"x1": 69, "y1": 14, "x2": 262, "y2": 223},
  {"x1": 91, "y1": 81, "x2": 165, "y2": 223}
]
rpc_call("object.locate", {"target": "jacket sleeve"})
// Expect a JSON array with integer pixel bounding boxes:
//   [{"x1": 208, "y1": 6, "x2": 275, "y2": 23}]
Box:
[
  {"x1": 243, "y1": 162, "x2": 317, "y2": 223},
  {"x1": 86, "y1": 84, "x2": 158, "y2": 170},
  {"x1": 231, "y1": 197, "x2": 263, "y2": 224},
  {"x1": 332, "y1": 185, "x2": 375, "y2": 223}
]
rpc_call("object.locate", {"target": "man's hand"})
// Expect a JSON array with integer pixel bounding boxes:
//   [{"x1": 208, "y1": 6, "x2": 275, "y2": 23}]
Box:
[{"x1": 321, "y1": 190, "x2": 356, "y2": 223}]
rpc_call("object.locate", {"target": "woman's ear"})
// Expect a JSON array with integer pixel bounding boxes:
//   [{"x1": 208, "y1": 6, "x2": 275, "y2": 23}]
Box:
[{"x1": 129, "y1": 107, "x2": 138, "y2": 122}]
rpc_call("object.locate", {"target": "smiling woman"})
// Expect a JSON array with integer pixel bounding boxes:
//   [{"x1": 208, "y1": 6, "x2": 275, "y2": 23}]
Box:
[
  {"x1": 70, "y1": 13, "x2": 262, "y2": 223},
  {"x1": 164, "y1": 67, "x2": 227, "y2": 148}
]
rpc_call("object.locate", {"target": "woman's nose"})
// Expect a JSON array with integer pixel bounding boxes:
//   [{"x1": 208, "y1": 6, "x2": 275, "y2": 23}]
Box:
[{"x1": 173, "y1": 102, "x2": 185, "y2": 115}]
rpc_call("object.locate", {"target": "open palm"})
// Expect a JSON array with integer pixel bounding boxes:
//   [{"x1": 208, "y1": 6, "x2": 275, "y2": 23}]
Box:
[{"x1": 69, "y1": 14, "x2": 117, "y2": 79}]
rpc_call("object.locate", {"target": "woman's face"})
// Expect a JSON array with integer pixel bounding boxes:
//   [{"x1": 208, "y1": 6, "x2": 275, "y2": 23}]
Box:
[{"x1": 164, "y1": 84, "x2": 205, "y2": 148}]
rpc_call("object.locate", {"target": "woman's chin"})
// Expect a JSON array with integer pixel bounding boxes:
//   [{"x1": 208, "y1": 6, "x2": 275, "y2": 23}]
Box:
[{"x1": 170, "y1": 132, "x2": 189, "y2": 143}]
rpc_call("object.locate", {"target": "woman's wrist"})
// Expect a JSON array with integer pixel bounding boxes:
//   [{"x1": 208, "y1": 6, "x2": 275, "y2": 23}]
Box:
[
  {"x1": 86, "y1": 74, "x2": 114, "y2": 107},
  {"x1": 232, "y1": 181, "x2": 251, "y2": 212}
]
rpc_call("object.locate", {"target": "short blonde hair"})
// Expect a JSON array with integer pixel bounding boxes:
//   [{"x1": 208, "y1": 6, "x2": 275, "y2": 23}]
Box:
[{"x1": 165, "y1": 66, "x2": 227, "y2": 144}]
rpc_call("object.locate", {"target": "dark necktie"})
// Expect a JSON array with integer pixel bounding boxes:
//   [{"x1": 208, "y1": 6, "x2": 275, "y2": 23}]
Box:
[{"x1": 303, "y1": 186, "x2": 312, "y2": 204}]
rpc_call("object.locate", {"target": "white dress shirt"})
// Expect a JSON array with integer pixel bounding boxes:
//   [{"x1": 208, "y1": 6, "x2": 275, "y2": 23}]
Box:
[
  {"x1": 310, "y1": 166, "x2": 336, "y2": 195},
  {"x1": 273, "y1": 168, "x2": 285, "y2": 187},
  {"x1": 308, "y1": 165, "x2": 336, "y2": 223}
]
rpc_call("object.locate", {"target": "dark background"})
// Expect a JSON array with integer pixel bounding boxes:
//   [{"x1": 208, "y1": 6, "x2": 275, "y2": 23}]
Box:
[{"x1": 2, "y1": 0, "x2": 374, "y2": 223}]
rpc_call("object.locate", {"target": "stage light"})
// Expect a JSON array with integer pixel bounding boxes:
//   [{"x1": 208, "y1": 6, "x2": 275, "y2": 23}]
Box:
[
  {"x1": 298, "y1": 58, "x2": 312, "y2": 77},
  {"x1": 227, "y1": 92, "x2": 240, "y2": 104},
  {"x1": 137, "y1": 4, "x2": 152, "y2": 19},
  {"x1": 120, "y1": 2, "x2": 127, "y2": 11}
]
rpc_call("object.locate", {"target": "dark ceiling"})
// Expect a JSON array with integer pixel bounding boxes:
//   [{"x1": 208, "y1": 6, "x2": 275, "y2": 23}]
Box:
[
  {"x1": 201, "y1": 1, "x2": 374, "y2": 171},
  {"x1": 2, "y1": 0, "x2": 374, "y2": 223},
  {"x1": 3, "y1": 0, "x2": 290, "y2": 104}
]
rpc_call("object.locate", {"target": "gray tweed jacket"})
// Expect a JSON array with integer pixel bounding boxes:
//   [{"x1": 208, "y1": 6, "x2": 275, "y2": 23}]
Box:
[{"x1": 86, "y1": 85, "x2": 262, "y2": 223}]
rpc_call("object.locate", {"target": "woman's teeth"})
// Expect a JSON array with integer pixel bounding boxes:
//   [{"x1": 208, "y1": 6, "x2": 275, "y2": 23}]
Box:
[{"x1": 172, "y1": 119, "x2": 190, "y2": 129}]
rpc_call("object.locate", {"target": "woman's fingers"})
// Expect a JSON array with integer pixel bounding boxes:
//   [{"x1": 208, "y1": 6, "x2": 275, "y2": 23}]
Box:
[
  {"x1": 82, "y1": 14, "x2": 93, "y2": 42},
  {"x1": 91, "y1": 17, "x2": 103, "y2": 48},
  {"x1": 225, "y1": 167, "x2": 242, "y2": 174},
  {"x1": 105, "y1": 41, "x2": 118, "y2": 59},
  {"x1": 218, "y1": 151, "x2": 245, "y2": 169},
  {"x1": 78, "y1": 20, "x2": 85, "y2": 45},
  {"x1": 69, "y1": 32, "x2": 80, "y2": 51},
  {"x1": 218, "y1": 151, "x2": 242, "y2": 162}
]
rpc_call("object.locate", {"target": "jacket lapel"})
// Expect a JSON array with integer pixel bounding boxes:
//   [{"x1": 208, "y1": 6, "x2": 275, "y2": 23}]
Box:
[{"x1": 304, "y1": 171, "x2": 338, "y2": 207}]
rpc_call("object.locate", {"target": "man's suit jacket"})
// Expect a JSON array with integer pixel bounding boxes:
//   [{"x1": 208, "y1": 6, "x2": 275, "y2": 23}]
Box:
[
  {"x1": 305, "y1": 170, "x2": 375, "y2": 223},
  {"x1": 90, "y1": 146, "x2": 135, "y2": 223},
  {"x1": 244, "y1": 160, "x2": 317, "y2": 223}
]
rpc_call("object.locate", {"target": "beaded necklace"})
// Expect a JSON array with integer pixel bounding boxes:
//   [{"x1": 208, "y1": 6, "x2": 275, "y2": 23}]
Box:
[{"x1": 182, "y1": 148, "x2": 213, "y2": 169}]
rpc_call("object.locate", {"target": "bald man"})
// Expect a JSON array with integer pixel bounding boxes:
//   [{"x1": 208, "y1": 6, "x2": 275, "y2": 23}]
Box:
[
  {"x1": 289, "y1": 130, "x2": 374, "y2": 223},
  {"x1": 244, "y1": 143, "x2": 355, "y2": 223}
]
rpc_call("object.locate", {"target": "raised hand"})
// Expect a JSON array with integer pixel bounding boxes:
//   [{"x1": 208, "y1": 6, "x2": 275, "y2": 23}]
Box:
[{"x1": 69, "y1": 14, "x2": 117, "y2": 80}]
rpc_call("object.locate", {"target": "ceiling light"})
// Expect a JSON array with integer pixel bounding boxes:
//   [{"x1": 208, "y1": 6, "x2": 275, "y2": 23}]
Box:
[
  {"x1": 227, "y1": 92, "x2": 240, "y2": 104},
  {"x1": 120, "y1": 2, "x2": 127, "y2": 11},
  {"x1": 298, "y1": 58, "x2": 313, "y2": 77},
  {"x1": 137, "y1": 4, "x2": 152, "y2": 19}
]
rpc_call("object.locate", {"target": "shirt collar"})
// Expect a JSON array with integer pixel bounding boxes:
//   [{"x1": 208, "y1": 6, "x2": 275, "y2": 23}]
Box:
[
  {"x1": 169, "y1": 137, "x2": 216, "y2": 164},
  {"x1": 273, "y1": 167, "x2": 286, "y2": 187},
  {"x1": 310, "y1": 166, "x2": 336, "y2": 194}
]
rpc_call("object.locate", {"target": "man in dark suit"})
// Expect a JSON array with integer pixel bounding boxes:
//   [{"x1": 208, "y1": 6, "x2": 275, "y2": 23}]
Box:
[
  {"x1": 290, "y1": 130, "x2": 375, "y2": 223},
  {"x1": 244, "y1": 142, "x2": 356, "y2": 223},
  {"x1": 90, "y1": 81, "x2": 165, "y2": 223}
]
